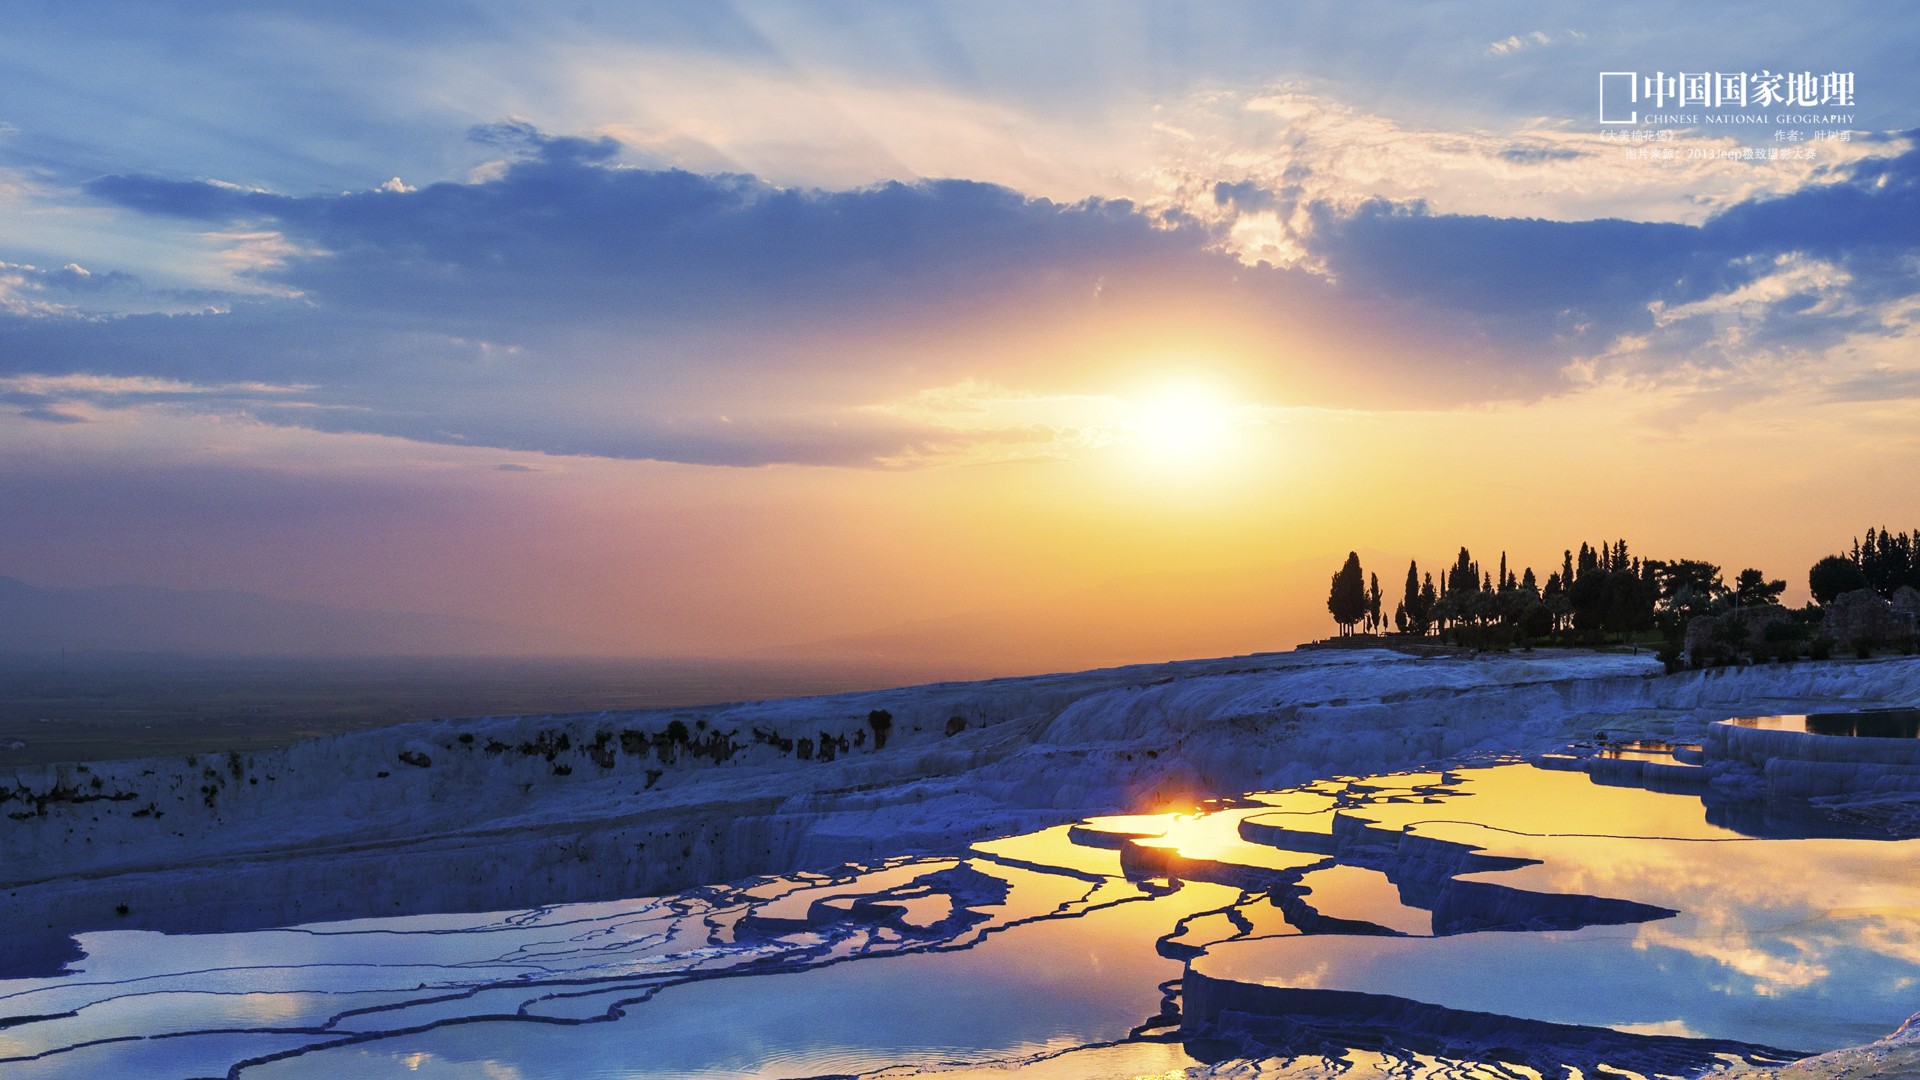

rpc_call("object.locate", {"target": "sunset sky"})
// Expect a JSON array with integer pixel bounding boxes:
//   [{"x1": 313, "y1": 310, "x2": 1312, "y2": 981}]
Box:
[{"x1": 3, "y1": 2, "x2": 1918, "y2": 671}]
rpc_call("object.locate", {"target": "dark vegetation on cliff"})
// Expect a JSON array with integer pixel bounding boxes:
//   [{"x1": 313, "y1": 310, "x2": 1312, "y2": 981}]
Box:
[{"x1": 1327, "y1": 526, "x2": 1920, "y2": 669}]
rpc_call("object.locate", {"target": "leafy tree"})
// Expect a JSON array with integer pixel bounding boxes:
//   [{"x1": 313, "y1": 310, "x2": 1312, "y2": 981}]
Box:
[
  {"x1": 1649, "y1": 559, "x2": 1722, "y2": 605},
  {"x1": 1808, "y1": 554, "x2": 1870, "y2": 605},
  {"x1": 1570, "y1": 562, "x2": 1653, "y2": 638},
  {"x1": 1602, "y1": 570, "x2": 1654, "y2": 637},
  {"x1": 1466, "y1": 589, "x2": 1498, "y2": 637},
  {"x1": 1858, "y1": 528, "x2": 1905, "y2": 595},
  {"x1": 1519, "y1": 597, "x2": 1553, "y2": 639},
  {"x1": 1327, "y1": 552, "x2": 1368, "y2": 635},
  {"x1": 1546, "y1": 589, "x2": 1573, "y2": 634},
  {"x1": 1568, "y1": 566, "x2": 1607, "y2": 631},
  {"x1": 1497, "y1": 585, "x2": 1535, "y2": 634},
  {"x1": 1366, "y1": 572, "x2": 1383, "y2": 635},
  {"x1": 1732, "y1": 568, "x2": 1786, "y2": 606},
  {"x1": 1647, "y1": 558, "x2": 1724, "y2": 629},
  {"x1": 1793, "y1": 527, "x2": 1920, "y2": 605},
  {"x1": 1541, "y1": 571, "x2": 1568, "y2": 632}
]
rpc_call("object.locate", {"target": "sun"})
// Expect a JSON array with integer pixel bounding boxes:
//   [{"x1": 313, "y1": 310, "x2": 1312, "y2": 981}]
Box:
[{"x1": 1128, "y1": 382, "x2": 1236, "y2": 468}]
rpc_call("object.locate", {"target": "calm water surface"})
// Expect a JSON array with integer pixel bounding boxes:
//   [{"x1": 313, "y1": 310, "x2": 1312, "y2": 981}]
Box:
[
  {"x1": 1726, "y1": 707, "x2": 1920, "y2": 739},
  {"x1": 3, "y1": 761, "x2": 1916, "y2": 1079}
]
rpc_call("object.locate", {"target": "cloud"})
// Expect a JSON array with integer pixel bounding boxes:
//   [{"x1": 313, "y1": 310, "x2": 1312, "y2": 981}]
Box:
[
  {"x1": 0, "y1": 121, "x2": 1907, "y2": 468},
  {"x1": 468, "y1": 117, "x2": 621, "y2": 165},
  {"x1": 1293, "y1": 136, "x2": 1920, "y2": 391},
  {"x1": 57, "y1": 144, "x2": 1255, "y2": 464},
  {"x1": 1146, "y1": 86, "x2": 1906, "y2": 257},
  {"x1": 85, "y1": 154, "x2": 1201, "y2": 335},
  {"x1": 12, "y1": 403, "x2": 90, "y2": 425},
  {"x1": 0, "y1": 260, "x2": 142, "y2": 317},
  {"x1": 1308, "y1": 199, "x2": 1699, "y2": 341},
  {"x1": 1485, "y1": 29, "x2": 1585, "y2": 57},
  {"x1": 0, "y1": 370, "x2": 312, "y2": 426},
  {"x1": 245, "y1": 398, "x2": 1070, "y2": 470}
]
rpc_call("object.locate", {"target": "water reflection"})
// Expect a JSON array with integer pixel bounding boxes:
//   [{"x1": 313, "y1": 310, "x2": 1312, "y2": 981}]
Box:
[
  {"x1": 1728, "y1": 708, "x2": 1920, "y2": 738},
  {"x1": 3, "y1": 760, "x2": 1916, "y2": 1078}
]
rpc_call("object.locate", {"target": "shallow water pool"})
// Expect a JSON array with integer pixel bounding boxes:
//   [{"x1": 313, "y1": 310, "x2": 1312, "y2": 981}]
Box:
[
  {"x1": 3, "y1": 759, "x2": 1917, "y2": 1079},
  {"x1": 1727, "y1": 708, "x2": 1920, "y2": 738}
]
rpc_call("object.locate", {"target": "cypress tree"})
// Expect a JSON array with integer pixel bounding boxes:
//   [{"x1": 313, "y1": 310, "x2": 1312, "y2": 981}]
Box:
[{"x1": 1327, "y1": 552, "x2": 1368, "y2": 635}]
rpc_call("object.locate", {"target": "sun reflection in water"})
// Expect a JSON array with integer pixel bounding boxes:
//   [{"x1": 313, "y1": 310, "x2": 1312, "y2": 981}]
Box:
[{"x1": 7, "y1": 761, "x2": 1919, "y2": 1079}]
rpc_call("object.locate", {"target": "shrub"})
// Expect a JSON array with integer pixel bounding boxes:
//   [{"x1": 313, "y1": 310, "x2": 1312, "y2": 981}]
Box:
[
  {"x1": 867, "y1": 709, "x2": 894, "y2": 750},
  {"x1": 1763, "y1": 620, "x2": 1811, "y2": 643},
  {"x1": 1809, "y1": 636, "x2": 1833, "y2": 661}
]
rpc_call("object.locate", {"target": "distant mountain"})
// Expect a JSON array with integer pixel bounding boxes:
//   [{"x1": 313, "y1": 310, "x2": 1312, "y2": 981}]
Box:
[{"x1": 0, "y1": 576, "x2": 581, "y2": 657}]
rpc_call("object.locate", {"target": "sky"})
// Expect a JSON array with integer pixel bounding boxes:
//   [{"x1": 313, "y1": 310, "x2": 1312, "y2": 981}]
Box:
[{"x1": 3, "y1": 1, "x2": 1919, "y2": 670}]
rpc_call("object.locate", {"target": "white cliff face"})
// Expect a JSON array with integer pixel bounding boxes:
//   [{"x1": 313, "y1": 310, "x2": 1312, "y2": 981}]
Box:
[
  {"x1": 6, "y1": 650, "x2": 1919, "y2": 934},
  {"x1": 6, "y1": 649, "x2": 1920, "y2": 1078}
]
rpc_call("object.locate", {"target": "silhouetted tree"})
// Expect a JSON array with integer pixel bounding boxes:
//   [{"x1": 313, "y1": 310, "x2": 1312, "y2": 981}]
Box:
[
  {"x1": 1809, "y1": 554, "x2": 1870, "y2": 604},
  {"x1": 1569, "y1": 544, "x2": 1654, "y2": 639},
  {"x1": 1448, "y1": 547, "x2": 1479, "y2": 597},
  {"x1": 1733, "y1": 568, "x2": 1786, "y2": 606},
  {"x1": 1601, "y1": 569, "x2": 1653, "y2": 637},
  {"x1": 1577, "y1": 542, "x2": 1598, "y2": 578},
  {"x1": 1829, "y1": 527, "x2": 1920, "y2": 598},
  {"x1": 1519, "y1": 598, "x2": 1552, "y2": 639},
  {"x1": 1366, "y1": 572, "x2": 1383, "y2": 634},
  {"x1": 1648, "y1": 558, "x2": 1724, "y2": 626},
  {"x1": 1327, "y1": 552, "x2": 1367, "y2": 635}
]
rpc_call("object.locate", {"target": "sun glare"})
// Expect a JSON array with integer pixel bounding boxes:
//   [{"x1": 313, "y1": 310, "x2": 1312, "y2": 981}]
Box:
[{"x1": 1129, "y1": 382, "x2": 1236, "y2": 468}]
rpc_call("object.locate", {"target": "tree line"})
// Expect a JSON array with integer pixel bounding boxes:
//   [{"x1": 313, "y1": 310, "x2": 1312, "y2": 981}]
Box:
[
  {"x1": 1327, "y1": 538, "x2": 1795, "y2": 650},
  {"x1": 1808, "y1": 527, "x2": 1920, "y2": 602}
]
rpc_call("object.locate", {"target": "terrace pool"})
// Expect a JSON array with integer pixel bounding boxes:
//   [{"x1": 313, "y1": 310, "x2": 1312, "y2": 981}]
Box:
[
  {"x1": 3, "y1": 757, "x2": 1917, "y2": 1079},
  {"x1": 1726, "y1": 708, "x2": 1920, "y2": 739}
]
